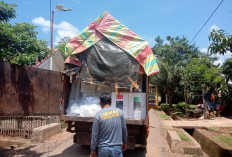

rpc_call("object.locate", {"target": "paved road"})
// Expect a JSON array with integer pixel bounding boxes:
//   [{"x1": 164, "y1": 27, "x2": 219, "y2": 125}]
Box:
[{"x1": 41, "y1": 109, "x2": 168, "y2": 157}]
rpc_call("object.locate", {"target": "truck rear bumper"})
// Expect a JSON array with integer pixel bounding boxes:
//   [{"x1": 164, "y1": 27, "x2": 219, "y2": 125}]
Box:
[{"x1": 61, "y1": 115, "x2": 148, "y2": 125}]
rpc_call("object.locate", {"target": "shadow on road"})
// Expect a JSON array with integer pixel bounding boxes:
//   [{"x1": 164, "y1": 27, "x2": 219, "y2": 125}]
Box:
[
  {"x1": 49, "y1": 144, "x2": 89, "y2": 157},
  {"x1": 48, "y1": 144, "x2": 146, "y2": 157},
  {"x1": 0, "y1": 146, "x2": 43, "y2": 157},
  {"x1": 124, "y1": 149, "x2": 146, "y2": 157}
]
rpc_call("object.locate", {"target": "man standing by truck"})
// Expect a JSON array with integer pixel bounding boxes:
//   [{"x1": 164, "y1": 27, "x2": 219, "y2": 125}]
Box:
[{"x1": 90, "y1": 93, "x2": 128, "y2": 157}]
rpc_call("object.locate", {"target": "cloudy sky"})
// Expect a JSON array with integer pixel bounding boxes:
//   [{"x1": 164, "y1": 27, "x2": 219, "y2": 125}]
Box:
[{"x1": 5, "y1": 0, "x2": 232, "y2": 64}]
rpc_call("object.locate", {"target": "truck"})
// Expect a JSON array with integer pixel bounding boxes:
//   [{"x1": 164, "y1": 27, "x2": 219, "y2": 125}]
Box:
[{"x1": 60, "y1": 11, "x2": 159, "y2": 150}]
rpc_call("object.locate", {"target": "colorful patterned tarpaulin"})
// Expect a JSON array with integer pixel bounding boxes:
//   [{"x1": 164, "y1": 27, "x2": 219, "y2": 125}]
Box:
[{"x1": 65, "y1": 11, "x2": 159, "y2": 76}]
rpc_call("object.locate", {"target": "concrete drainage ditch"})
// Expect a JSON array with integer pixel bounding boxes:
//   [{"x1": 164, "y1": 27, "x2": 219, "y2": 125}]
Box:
[
  {"x1": 167, "y1": 127, "x2": 232, "y2": 157},
  {"x1": 166, "y1": 129, "x2": 203, "y2": 156},
  {"x1": 185, "y1": 128, "x2": 232, "y2": 157},
  {"x1": 162, "y1": 111, "x2": 232, "y2": 157}
]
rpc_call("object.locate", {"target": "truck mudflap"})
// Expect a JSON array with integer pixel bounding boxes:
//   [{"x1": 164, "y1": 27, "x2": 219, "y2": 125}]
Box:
[{"x1": 74, "y1": 132, "x2": 91, "y2": 145}]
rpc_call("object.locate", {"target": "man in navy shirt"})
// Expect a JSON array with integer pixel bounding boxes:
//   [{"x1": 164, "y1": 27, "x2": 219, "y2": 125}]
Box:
[{"x1": 90, "y1": 93, "x2": 128, "y2": 157}]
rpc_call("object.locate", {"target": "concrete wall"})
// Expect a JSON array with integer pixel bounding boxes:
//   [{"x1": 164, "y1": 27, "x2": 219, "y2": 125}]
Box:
[
  {"x1": 31, "y1": 123, "x2": 61, "y2": 143},
  {"x1": 0, "y1": 61, "x2": 62, "y2": 116}
]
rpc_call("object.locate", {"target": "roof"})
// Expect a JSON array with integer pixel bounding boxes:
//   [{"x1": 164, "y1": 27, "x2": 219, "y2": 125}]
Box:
[
  {"x1": 35, "y1": 50, "x2": 64, "y2": 72},
  {"x1": 65, "y1": 11, "x2": 159, "y2": 76}
]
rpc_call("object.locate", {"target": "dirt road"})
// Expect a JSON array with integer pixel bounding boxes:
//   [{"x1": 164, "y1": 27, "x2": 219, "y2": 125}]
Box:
[
  {"x1": 41, "y1": 109, "x2": 169, "y2": 157},
  {"x1": 1, "y1": 109, "x2": 171, "y2": 157},
  {"x1": 40, "y1": 139, "x2": 148, "y2": 157}
]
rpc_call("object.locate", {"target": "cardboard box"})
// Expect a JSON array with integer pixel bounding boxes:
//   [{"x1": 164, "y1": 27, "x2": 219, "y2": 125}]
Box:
[
  {"x1": 128, "y1": 106, "x2": 146, "y2": 120},
  {"x1": 111, "y1": 92, "x2": 129, "y2": 118},
  {"x1": 128, "y1": 93, "x2": 147, "y2": 120}
]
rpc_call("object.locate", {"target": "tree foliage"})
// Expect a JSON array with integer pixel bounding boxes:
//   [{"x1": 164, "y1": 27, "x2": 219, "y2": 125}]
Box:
[
  {"x1": 151, "y1": 35, "x2": 226, "y2": 107},
  {"x1": 181, "y1": 57, "x2": 223, "y2": 104},
  {"x1": 0, "y1": 1, "x2": 49, "y2": 65},
  {"x1": 55, "y1": 36, "x2": 70, "y2": 59},
  {"x1": 0, "y1": 1, "x2": 16, "y2": 21},
  {"x1": 208, "y1": 29, "x2": 232, "y2": 55},
  {"x1": 221, "y1": 58, "x2": 232, "y2": 83},
  {"x1": 151, "y1": 36, "x2": 201, "y2": 107}
]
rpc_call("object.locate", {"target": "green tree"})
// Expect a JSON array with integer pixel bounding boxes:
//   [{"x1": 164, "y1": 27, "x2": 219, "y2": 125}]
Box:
[
  {"x1": 0, "y1": 1, "x2": 16, "y2": 21},
  {"x1": 55, "y1": 36, "x2": 70, "y2": 59},
  {"x1": 208, "y1": 29, "x2": 232, "y2": 55},
  {"x1": 181, "y1": 57, "x2": 223, "y2": 104},
  {"x1": 151, "y1": 36, "x2": 201, "y2": 107},
  {"x1": 0, "y1": 1, "x2": 49, "y2": 65},
  {"x1": 221, "y1": 58, "x2": 232, "y2": 83},
  {"x1": 208, "y1": 29, "x2": 232, "y2": 115}
]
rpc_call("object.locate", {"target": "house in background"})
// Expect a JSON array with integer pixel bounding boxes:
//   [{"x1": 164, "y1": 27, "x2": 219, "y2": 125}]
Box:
[{"x1": 35, "y1": 50, "x2": 64, "y2": 72}]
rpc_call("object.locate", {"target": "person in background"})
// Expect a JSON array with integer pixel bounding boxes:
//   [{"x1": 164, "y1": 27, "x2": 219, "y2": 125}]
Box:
[
  {"x1": 90, "y1": 93, "x2": 128, "y2": 157},
  {"x1": 217, "y1": 93, "x2": 224, "y2": 116},
  {"x1": 204, "y1": 88, "x2": 215, "y2": 118}
]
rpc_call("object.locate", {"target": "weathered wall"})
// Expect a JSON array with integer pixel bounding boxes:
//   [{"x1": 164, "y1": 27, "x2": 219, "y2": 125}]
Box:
[{"x1": 0, "y1": 61, "x2": 62, "y2": 116}]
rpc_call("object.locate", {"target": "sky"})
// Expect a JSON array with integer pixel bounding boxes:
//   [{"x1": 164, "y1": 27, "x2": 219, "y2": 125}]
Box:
[{"x1": 4, "y1": 0, "x2": 232, "y2": 64}]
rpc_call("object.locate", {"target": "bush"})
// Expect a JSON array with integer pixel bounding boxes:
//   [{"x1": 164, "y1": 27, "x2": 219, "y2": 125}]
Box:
[
  {"x1": 177, "y1": 102, "x2": 186, "y2": 108},
  {"x1": 188, "y1": 104, "x2": 197, "y2": 110},
  {"x1": 161, "y1": 103, "x2": 169, "y2": 110}
]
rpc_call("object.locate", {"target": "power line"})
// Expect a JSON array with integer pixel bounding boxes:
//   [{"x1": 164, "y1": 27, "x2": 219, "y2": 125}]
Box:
[{"x1": 189, "y1": 0, "x2": 224, "y2": 44}]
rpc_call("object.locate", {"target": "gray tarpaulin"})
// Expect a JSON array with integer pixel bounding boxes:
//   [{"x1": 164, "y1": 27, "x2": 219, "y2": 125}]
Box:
[{"x1": 65, "y1": 38, "x2": 140, "y2": 89}]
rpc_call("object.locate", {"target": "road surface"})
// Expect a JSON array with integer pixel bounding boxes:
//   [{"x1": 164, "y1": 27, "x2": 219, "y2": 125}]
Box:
[
  {"x1": 0, "y1": 109, "x2": 171, "y2": 157},
  {"x1": 41, "y1": 109, "x2": 169, "y2": 157}
]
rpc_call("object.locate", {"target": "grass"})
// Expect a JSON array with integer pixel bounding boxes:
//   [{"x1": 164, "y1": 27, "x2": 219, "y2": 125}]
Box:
[
  {"x1": 212, "y1": 135, "x2": 232, "y2": 148},
  {"x1": 229, "y1": 127, "x2": 232, "y2": 134},
  {"x1": 208, "y1": 127, "x2": 218, "y2": 132},
  {"x1": 60, "y1": 121, "x2": 67, "y2": 129},
  {"x1": 155, "y1": 110, "x2": 171, "y2": 120},
  {"x1": 177, "y1": 131, "x2": 191, "y2": 142}
]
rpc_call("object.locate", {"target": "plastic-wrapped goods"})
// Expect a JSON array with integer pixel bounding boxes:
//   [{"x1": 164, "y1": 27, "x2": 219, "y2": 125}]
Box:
[
  {"x1": 66, "y1": 96, "x2": 101, "y2": 117},
  {"x1": 66, "y1": 79, "x2": 101, "y2": 117}
]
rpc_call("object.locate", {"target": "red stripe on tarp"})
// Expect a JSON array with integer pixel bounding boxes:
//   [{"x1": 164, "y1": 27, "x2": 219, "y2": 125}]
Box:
[
  {"x1": 74, "y1": 44, "x2": 86, "y2": 54},
  {"x1": 96, "y1": 12, "x2": 116, "y2": 33},
  {"x1": 126, "y1": 29, "x2": 137, "y2": 39},
  {"x1": 65, "y1": 56, "x2": 82, "y2": 66},
  {"x1": 139, "y1": 65, "x2": 145, "y2": 74},
  {"x1": 116, "y1": 30, "x2": 135, "y2": 48},
  {"x1": 135, "y1": 45, "x2": 153, "y2": 65},
  {"x1": 88, "y1": 20, "x2": 98, "y2": 30},
  {"x1": 69, "y1": 36, "x2": 83, "y2": 51},
  {"x1": 117, "y1": 94, "x2": 123, "y2": 99}
]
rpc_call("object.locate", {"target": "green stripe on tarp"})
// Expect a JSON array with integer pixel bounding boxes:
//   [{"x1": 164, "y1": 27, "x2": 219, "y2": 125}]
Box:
[
  {"x1": 108, "y1": 23, "x2": 123, "y2": 39},
  {"x1": 81, "y1": 31, "x2": 89, "y2": 39},
  {"x1": 145, "y1": 58, "x2": 157, "y2": 70},
  {"x1": 134, "y1": 97, "x2": 141, "y2": 102}
]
